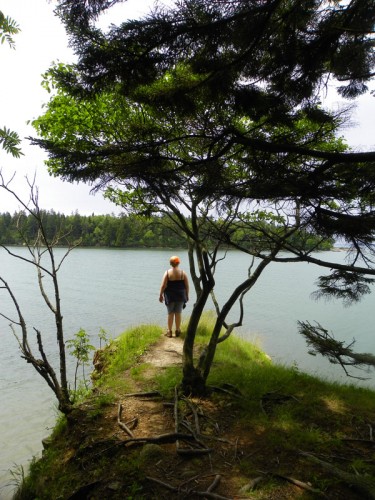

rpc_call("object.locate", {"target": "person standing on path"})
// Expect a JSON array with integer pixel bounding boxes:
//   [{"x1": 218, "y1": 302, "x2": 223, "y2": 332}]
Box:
[{"x1": 159, "y1": 255, "x2": 189, "y2": 338}]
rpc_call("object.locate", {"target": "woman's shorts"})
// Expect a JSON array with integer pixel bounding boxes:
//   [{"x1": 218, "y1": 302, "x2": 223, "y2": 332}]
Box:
[{"x1": 167, "y1": 301, "x2": 184, "y2": 314}]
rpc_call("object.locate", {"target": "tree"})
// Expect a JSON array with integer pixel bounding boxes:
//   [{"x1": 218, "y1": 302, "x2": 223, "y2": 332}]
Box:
[
  {"x1": 66, "y1": 328, "x2": 95, "y2": 394},
  {"x1": 31, "y1": 86, "x2": 351, "y2": 392},
  {"x1": 0, "y1": 174, "x2": 79, "y2": 414},
  {"x1": 30, "y1": 0, "x2": 375, "y2": 391},
  {"x1": 0, "y1": 10, "x2": 22, "y2": 158}
]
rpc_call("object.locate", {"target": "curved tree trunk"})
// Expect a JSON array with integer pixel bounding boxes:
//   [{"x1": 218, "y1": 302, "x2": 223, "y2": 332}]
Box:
[
  {"x1": 182, "y1": 249, "x2": 214, "y2": 395},
  {"x1": 201, "y1": 255, "x2": 275, "y2": 383}
]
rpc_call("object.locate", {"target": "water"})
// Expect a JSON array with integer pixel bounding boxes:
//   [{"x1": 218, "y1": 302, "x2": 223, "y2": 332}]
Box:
[{"x1": 0, "y1": 247, "x2": 374, "y2": 497}]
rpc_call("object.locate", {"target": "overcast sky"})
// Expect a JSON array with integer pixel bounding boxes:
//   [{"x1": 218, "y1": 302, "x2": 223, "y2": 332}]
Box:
[{"x1": 0, "y1": 0, "x2": 374, "y2": 215}]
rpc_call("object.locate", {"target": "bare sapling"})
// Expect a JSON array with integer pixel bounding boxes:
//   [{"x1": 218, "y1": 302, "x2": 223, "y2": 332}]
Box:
[{"x1": 0, "y1": 172, "x2": 80, "y2": 415}]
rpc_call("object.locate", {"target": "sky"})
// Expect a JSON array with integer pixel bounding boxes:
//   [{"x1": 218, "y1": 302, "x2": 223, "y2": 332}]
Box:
[{"x1": 0, "y1": 0, "x2": 374, "y2": 216}]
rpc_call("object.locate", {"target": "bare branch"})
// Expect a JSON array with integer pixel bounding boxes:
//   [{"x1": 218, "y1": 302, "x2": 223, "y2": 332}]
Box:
[{"x1": 298, "y1": 321, "x2": 375, "y2": 379}]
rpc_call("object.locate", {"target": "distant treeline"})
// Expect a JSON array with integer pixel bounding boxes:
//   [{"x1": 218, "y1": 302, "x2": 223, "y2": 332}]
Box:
[
  {"x1": 0, "y1": 211, "x2": 333, "y2": 250},
  {"x1": 0, "y1": 211, "x2": 186, "y2": 248}
]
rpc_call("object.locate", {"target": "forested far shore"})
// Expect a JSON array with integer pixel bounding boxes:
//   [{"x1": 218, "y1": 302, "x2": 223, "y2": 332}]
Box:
[{"x1": 0, "y1": 210, "x2": 333, "y2": 250}]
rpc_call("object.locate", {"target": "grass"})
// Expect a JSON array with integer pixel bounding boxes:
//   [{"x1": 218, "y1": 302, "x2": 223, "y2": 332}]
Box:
[
  {"x1": 103, "y1": 324, "x2": 162, "y2": 377},
  {"x1": 12, "y1": 314, "x2": 375, "y2": 499}
]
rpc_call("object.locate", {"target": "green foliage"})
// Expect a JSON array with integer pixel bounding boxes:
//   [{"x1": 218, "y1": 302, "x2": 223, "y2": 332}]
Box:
[
  {"x1": 49, "y1": 413, "x2": 68, "y2": 440},
  {"x1": 1, "y1": 12, "x2": 23, "y2": 158},
  {"x1": 8, "y1": 464, "x2": 27, "y2": 499},
  {"x1": 0, "y1": 126, "x2": 22, "y2": 158},
  {"x1": 66, "y1": 328, "x2": 95, "y2": 393},
  {"x1": 98, "y1": 327, "x2": 109, "y2": 348},
  {"x1": 103, "y1": 325, "x2": 162, "y2": 378},
  {"x1": 0, "y1": 11, "x2": 20, "y2": 48},
  {"x1": 85, "y1": 392, "x2": 116, "y2": 420},
  {"x1": 66, "y1": 328, "x2": 95, "y2": 365}
]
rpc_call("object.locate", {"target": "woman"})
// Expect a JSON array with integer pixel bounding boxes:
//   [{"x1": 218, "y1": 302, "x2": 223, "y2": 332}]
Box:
[{"x1": 159, "y1": 255, "x2": 189, "y2": 337}]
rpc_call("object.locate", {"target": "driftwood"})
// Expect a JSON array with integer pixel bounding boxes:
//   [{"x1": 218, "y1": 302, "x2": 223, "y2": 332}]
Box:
[
  {"x1": 146, "y1": 475, "x2": 230, "y2": 499},
  {"x1": 301, "y1": 451, "x2": 375, "y2": 499}
]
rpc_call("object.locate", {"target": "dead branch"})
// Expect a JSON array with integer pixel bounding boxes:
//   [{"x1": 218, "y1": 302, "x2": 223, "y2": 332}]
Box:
[
  {"x1": 124, "y1": 417, "x2": 138, "y2": 430},
  {"x1": 239, "y1": 476, "x2": 265, "y2": 493},
  {"x1": 271, "y1": 472, "x2": 327, "y2": 496},
  {"x1": 117, "y1": 403, "x2": 135, "y2": 438},
  {"x1": 301, "y1": 452, "x2": 375, "y2": 499},
  {"x1": 207, "y1": 474, "x2": 221, "y2": 492},
  {"x1": 123, "y1": 432, "x2": 195, "y2": 446},
  {"x1": 123, "y1": 391, "x2": 162, "y2": 397},
  {"x1": 298, "y1": 321, "x2": 375, "y2": 379}
]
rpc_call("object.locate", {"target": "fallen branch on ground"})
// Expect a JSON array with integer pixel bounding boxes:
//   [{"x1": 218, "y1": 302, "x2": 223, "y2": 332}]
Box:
[
  {"x1": 301, "y1": 451, "x2": 375, "y2": 499},
  {"x1": 123, "y1": 432, "x2": 195, "y2": 446},
  {"x1": 123, "y1": 391, "x2": 162, "y2": 397},
  {"x1": 117, "y1": 403, "x2": 135, "y2": 438}
]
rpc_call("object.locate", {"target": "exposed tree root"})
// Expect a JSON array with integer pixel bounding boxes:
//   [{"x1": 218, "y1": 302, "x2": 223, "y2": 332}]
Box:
[
  {"x1": 301, "y1": 451, "x2": 375, "y2": 499},
  {"x1": 146, "y1": 475, "x2": 231, "y2": 499},
  {"x1": 264, "y1": 471, "x2": 327, "y2": 497}
]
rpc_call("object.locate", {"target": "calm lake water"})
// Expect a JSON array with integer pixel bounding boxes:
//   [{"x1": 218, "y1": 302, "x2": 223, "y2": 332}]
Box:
[{"x1": 1, "y1": 247, "x2": 374, "y2": 497}]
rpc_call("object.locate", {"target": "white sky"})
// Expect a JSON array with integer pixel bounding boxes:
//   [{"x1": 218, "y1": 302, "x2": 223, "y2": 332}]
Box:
[{"x1": 0, "y1": 0, "x2": 374, "y2": 215}]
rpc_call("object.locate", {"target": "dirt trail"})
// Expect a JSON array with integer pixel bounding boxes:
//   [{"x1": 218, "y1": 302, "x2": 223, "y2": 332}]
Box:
[{"x1": 142, "y1": 334, "x2": 184, "y2": 367}]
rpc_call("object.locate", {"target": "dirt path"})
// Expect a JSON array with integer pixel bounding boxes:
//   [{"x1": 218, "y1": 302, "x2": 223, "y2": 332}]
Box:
[{"x1": 142, "y1": 334, "x2": 184, "y2": 367}]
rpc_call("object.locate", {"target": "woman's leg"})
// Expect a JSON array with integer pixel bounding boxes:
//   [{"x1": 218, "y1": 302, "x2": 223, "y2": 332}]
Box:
[
  {"x1": 175, "y1": 312, "x2": 182, "y2": 332},
  {"x1": 175, "y1": 313, "x2": 181, "y2": 330},
  {"x1": 167, "y1": 312, "x2": 174, "y2": 332}
]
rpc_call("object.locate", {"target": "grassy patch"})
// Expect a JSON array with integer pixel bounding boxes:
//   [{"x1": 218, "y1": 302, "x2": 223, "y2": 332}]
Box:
[{"x1": 104, "y1": 324, "x2": 162, "y2": 376}]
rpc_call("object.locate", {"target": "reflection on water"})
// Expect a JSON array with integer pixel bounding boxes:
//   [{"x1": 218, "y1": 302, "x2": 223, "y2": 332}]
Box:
[{"x1": 0, "y1": 247, "x2": 374, "y2": 497}]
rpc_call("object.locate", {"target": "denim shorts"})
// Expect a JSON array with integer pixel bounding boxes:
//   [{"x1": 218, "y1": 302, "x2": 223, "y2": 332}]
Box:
[{"x1": 167, "y1": 301, "x2": 184, "y2": 314}]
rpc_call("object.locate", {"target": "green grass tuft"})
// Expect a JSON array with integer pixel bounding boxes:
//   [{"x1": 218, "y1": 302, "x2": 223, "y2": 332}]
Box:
[{"x1": 101, "y1": 324, "x2": 162, "y2": 378}]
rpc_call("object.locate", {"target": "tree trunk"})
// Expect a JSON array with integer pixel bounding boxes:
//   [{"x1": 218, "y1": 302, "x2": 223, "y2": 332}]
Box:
[
  {"x1": 182, "y1": 285, "x2": 211, "y2": 395},
  {"x1": 201, "y1": 256, "x2": 274, "y2": 382},
  {"x1": 182, "y1": 249, "x2": 214, "y2": 395}
]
